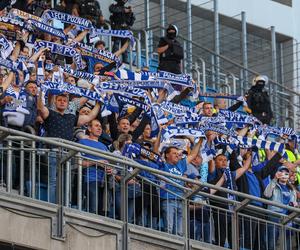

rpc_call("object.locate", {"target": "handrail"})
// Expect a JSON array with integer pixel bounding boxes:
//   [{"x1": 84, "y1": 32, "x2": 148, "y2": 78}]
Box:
[
  {"x1": 142, "y1": 25, "x2": 300, "y2": 97},
  {"x1": 1, "y1": 126, "x2": 300, "y2": 217}
]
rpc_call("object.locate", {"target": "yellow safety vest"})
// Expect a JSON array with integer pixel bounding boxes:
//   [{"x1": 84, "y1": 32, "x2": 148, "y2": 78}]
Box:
[{"x1": 253, "y1": 135, "x2": 266, "y2": 162}]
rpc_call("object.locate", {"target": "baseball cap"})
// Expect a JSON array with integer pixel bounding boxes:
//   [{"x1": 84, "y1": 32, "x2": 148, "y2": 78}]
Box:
[{"x1": 277, "y1": 166, "x2": 289, "y2": 173}]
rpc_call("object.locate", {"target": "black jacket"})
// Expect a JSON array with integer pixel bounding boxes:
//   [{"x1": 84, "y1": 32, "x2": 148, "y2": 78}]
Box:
[{"x1": 109, "y1": 3, "x2": 135, "y2": 29}]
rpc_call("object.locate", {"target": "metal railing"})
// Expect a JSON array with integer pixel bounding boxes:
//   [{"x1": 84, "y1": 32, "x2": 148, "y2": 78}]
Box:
[{"x1": 1, "y1": 126, "x2": 300, "y2": 250}]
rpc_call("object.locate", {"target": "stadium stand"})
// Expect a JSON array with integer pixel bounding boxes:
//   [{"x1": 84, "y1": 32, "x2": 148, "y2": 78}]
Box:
[{"x1": 0, "y1": 0, "x2": 299, "y2": 249}]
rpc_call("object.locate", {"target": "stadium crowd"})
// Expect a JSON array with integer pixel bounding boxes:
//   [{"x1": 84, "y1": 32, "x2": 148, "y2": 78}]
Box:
[{"x1": 0, "y1": 0, "x2": 299, "y2": 249}]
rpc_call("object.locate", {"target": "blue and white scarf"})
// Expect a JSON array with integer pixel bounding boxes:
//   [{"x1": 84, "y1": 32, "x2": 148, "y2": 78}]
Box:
[
  {"x1": 90, "y1": 28, "x2": 135, "y2": 46},
  {"x1": 41, "y1": 10, "x2": 93, "y2": 30},
  {"x1": 159, "y1": 101, "x2": 196, "y2": 116},
  {"x1": 108, "y1": 79, "x2": 176, "y2": 98},
  {"x1": 257, "y1": 125, "x2": 296, "y2": 139},
  {"x1": 75, "y1": 42, "x2": 122, "y2": 68},
  {"x1": 112, "y1": 93, "x2": 151, "y2": 117},
  {"x1": 161, "y1": 126, "x2": 205, "y2": 142},
  {"x1": 0, "y1": 34, "x2": 13, "y2": 59},
  {"x1": 200, "y1": 123, "x2": 237, "y2": 137},
  {"x1": 214, "y1": 135, "x2": 287, "y2": 157},
  {"x1": 175, "y1": 114, "x2": 225, "y2": 126},
  {"x1": 0, "y1": 57, "x2": 17, "y2": 71},
  {"x1": 152, "y1": 103, "x2": 168, "y2": 124},
  {"x1": 34, "y1": 40, "x2": 83, "y2": 69},
  {"x1": 62, "y1": 66, "x2": 102, "y2": 85},
  {"x1": 218, "y1": 110, "x2": 261, "y2": 125},
  {"x1": 8, "y1": 8, "x2": 42, "y2": 22},
  {"x1": 41, "y1": 81, "x2": 104, "y2": 103},
  {"x1": 116, "y1": 68, "x2": 157, "y2": 80},
  {"x1": 0, "y1": 16, "x2": 25, "y2": 29},
  {"x1": 122, "y1": 143, "x2": 163, "y2": 165},
  {"x1": 96, "y1": 81, "x2": 150, "y2": 102},
  {"x1": 157, "y1": 71, "x2": 193, "y2": 88},
  {"x1": 222, "y1": 167, "x2": 236, "y2": 202},
  {"x1": 26, "y1": 19, "x2": 67, "y2": 41}
]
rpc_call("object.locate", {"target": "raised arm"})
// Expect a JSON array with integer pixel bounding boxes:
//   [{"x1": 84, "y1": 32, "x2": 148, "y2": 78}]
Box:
[
  {"x1": 210, "y1": 174, "x2": 225, "y2": 194},
  {"x1": 257, "y1": 151, "x2": 282, "y2": 179},
  {"x1": 10, "y1": 41, "x2": 21, "y2": 62},
  {"x1": 77, "y1": 102, "x2": 100, "y2": 126},
  {"x1": 29, "y1": 47, "x2": 48, "y2": 63},
  {"x1": 114, "y1": 39, "x2": 129, "y2": 57},
  {"x1": 73, "y1": 30, "x2": 89, "y2": 43},
  {"x1": 37, "y1": 90, "x2": 49, "y2": 120},
  {"x1": 64, "y1": 24, "x2": 75, "y2": 35},
  {"x1": 264, "y1": 177, "x2": 278, "y2": 198},
  {"x1": 187, "y1": 138, "x2": 203, "y2": 164},
  {"x1": 153, "y1": 126, "x2": 163, "y2": 154},
  {"x1": 235, "y1": 151, "x2": 252, "y2": 180},
  {"x1": 2, "y1": 72, "x2": 14, "y2": 92}
]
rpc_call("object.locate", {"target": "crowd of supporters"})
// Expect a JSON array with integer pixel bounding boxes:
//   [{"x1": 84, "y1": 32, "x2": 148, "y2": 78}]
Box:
[{"x1": 0, "y1": 1, "x2": 300, "y2": 249}]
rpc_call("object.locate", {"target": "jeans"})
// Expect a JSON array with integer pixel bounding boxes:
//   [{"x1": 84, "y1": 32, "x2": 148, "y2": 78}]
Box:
[
  {"x1": 239, "y1": 211, "x2": 266, "y2": 250},
  {"x1": 142, "y1": 209, "x2": 159, "y2": 230},
  {"x1": 267, "y1": 216, "x2": 292, "y2": 250},
  {"x1": 162, "y1": 199, "x2": 183, "y2": 236},
  {"x1": 115, "y1": 183, "x2": 142, "y2": 224},
  {"x1": 190, "y1": 219, "x2": 211, "y2": 243},
  {"x1": 212, "y1": 208, "x2": 232, "y2": 248},
  {"x1": 83, "y1": 181, "x2": 104, "y2": 215},
  {"x1": 48, "y1": 151, "x2": 57, "y2": 203}
]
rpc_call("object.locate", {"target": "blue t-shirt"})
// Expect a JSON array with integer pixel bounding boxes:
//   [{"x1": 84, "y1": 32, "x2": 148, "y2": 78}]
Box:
[
  {"x1": 135, "y1": 159, "x2": 159, "y2": 183},
  {"x1": 79, "y1": 138, "x2": 108, "y2": 183},
  {"x1": 252, "y1": 161, "x2": 269, "y2": 188},
  {"x1": 185, "y1": 163, "x2": 200, "y2": 179},
  {"x1": 245, "y1": 172, "x2": 263, "y2": 207},
  {"x1": 160, "y1": 158, "x2": 187, "y2": 199}
]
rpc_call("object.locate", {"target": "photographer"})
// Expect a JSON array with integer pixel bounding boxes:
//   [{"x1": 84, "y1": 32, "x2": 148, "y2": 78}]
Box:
[
  {"x1": 157, "y1": 24, "x2": 184, "y2": 74},
  {"x1": 109, "y1": 0, "x2": 135, "y2": 63}
]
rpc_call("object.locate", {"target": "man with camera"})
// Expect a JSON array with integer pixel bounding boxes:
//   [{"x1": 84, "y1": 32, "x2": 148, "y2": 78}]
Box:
[
  {"x1": 109, "y1": 0, "x2": 135, "y2": 63},
  {"x1": 157, "y1": 24, "x2": 184, "y2": 74}
]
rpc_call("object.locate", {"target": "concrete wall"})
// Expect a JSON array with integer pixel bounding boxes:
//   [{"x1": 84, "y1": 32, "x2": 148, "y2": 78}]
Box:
[
  {"x1": 0, "y1": 207, "x2": 117, "y2": 250},
  {"x1": 0, "y1": 204, "x2": 221, "y2": 250}
]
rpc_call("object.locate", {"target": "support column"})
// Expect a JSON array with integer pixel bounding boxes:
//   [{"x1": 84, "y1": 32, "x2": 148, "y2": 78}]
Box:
[
  {"x1": 241, "y1": 11, "x2": 248, "y2": 92},
  {"x1": 213, "y1": 0, "x2": 220, "y2": 88},
  {"x1": 31, "y1": 141, "x2": 36, "y2": 199},
  {"x1": 187, "y1": 0, "x2": 192, "y2": 73},
  {"x1": 144, "y1": 0, "x2": 152, "y2": 62},
  {"x1": 52, "y1": 148, "x2": 65, "y2": 239},
  {"x1": 121, "y1": 164, "x2": 129, "y2": 250},
  {"x1": 160, "y1": 0, "x2": 166, "y2": 37},
  {"x1": 271, "y1": 26, "x2": 278, "y2": 124}
]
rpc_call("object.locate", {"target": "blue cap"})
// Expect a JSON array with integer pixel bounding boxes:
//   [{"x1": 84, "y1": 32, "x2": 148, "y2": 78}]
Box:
[{"x1": 277, "y1": 166, "x2": 289, "y2": 173}]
